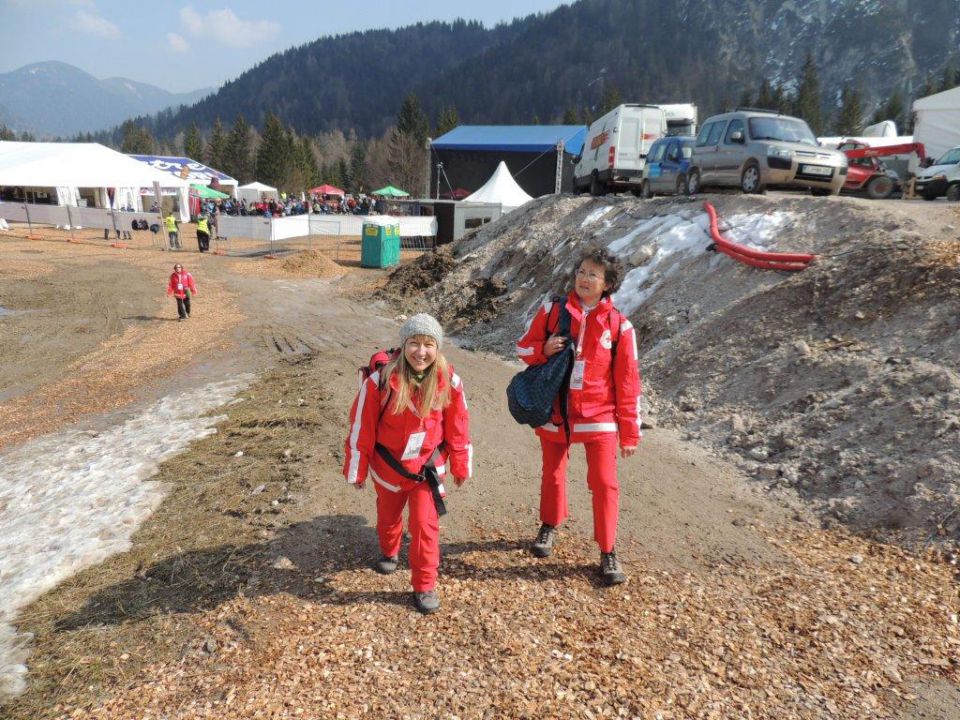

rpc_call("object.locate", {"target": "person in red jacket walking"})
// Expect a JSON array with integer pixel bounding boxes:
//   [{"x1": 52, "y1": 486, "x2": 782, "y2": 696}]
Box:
[
  {"x1": 343, "y1": 313, "x2": 472, "y2": 614},
  {"x1": 515, "y1": 247, "x2": 641, "y2": 585},
  {"x1": 166, "y1": 263, "x2": 197, "y2": 321}
]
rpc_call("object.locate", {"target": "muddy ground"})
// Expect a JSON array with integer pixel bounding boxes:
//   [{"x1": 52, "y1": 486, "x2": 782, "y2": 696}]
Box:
[{"x1": 1, "y1": 205, "x2": 959, "y2": 719}]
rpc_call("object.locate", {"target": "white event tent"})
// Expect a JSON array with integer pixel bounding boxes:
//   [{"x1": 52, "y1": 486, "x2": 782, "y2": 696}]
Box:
[
  {"x1": 463, "y1": 161, "x2": 534, "y2": 212},
  {"x1": 913, "y1": 86, "x2": 960, "y2": 165},
  {"x1": 237, "y1": 181, "x2": 279, "y2": 204},
  {"x1": 0, "y1": 141, "x2": 191, "y2": 219}
]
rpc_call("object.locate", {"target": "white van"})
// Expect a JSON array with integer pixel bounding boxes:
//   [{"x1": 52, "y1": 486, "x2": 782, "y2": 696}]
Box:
[
  {"x1": 915, "y1": 146, "x2": 960, "y2": 201},
  {"x1": 573, "y1": 104, "x2": 668, "y2": 195},
  {"x1": 660, "y1": 103, "x2": 698, "y2": 137}
]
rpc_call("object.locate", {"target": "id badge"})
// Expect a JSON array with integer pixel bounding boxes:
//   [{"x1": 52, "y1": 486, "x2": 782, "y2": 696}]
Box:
[
  {"x1": 177, "y1": 283, "x2": 184, "y2": 291},
  {"x1": 570, "y1": 360, "x2": 586, "y2": 390},
  {"x1": 401, "y1": 431, "x2": 426, "y2": 460}
]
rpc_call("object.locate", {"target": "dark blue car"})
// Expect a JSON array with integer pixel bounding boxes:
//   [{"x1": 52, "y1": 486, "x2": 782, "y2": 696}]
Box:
[{"x1": 640, "y1": 136, "x2": 695, "y2": 198}]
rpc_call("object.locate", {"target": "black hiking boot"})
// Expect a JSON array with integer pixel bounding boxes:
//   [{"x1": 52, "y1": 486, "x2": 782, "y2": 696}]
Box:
[
  {"x1": 375, "y1": 555, "x2": 399, "y2": 575},
  {"x1": 531, "y1": 523, "x2": 556, "y2": 558},
  {"x1": 600, "y1": 550, "x2": 626, "y2": 586},
  {"x1": 414, "y1": 590, "x2": 440, "y2": 614}
]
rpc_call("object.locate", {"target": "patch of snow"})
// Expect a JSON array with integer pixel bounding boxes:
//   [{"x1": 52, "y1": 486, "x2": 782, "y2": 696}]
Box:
[
  {"x1": 0, "y1": 376, "x2": 251, "y2": 699},
  {"x1": 579, "y1": 205, "x2": 614, "y2": 228},
  {"x1": 611, "y1": 211, "x2": 795, "y2": 316}
]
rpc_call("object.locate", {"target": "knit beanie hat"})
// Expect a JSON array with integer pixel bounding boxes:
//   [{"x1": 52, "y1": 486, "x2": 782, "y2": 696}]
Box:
[{"x1": 400, "y1": 313, "x2": 443, "y2": 348}]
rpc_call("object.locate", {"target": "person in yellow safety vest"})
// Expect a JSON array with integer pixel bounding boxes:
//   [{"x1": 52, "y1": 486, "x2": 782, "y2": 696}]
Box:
[
  {"x1": 164, "y1": 214, "x2": 181, "y2": 250},
  {"x1": 196, "y1": 214, "x2": 210, "y2": 253}
]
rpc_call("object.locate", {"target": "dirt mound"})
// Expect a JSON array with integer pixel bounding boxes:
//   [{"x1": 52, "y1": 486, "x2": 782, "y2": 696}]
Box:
[
  {"x1": 383, "y1": 193, "x2": 960, "y2": 546},
  {"x1": 377, "y1": 246, "x2": 456, "y2": 303},
  {"x1": 230, "y1": 249, "x2": 345, "y2": 279}
]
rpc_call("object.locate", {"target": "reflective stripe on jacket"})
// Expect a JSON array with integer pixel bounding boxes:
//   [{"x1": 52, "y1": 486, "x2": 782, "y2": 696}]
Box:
[
  {"x1": 516, "y1": 291, "x2": 642, "y2": 446},
  {"x1": 343, "y1": 366, "x2": 472, "y2": 490}
]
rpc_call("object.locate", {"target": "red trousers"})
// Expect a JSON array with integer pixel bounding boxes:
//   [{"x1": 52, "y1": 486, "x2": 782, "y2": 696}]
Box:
[
  {"x1": 373, "y1": 479, "x2": 440, "y2": 592},
  {"x1": 540, "y1": 435, "x2": 619, "y2": 553}
]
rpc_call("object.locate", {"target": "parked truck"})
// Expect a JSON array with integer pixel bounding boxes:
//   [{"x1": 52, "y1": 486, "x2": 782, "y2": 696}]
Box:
[{"x1": 573, "y1": 103, "x2": 697, "y2": 196}]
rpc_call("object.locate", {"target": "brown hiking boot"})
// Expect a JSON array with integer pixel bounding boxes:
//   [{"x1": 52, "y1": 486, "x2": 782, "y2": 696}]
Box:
[
  {"x1": 600, "y1": 550, "x2": 626, "y2": 585},
  {"x1": 375, "y1": 555, "x2": 398, "y2": 575},
  {"x1": 414, "y1": 590, "x2": 440, "y2": 614},
  {"x1": 531, "y1": 523, "x2": 556, "y2": 558}
]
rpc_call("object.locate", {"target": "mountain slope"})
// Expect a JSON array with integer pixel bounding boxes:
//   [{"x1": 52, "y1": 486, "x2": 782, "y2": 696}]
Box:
[
  {"x1": 148, "y1": 0, "x2": 960, "y2": 139},
  {"x1": 0, "y1": 61, "x2": 212, "y2": 137}
]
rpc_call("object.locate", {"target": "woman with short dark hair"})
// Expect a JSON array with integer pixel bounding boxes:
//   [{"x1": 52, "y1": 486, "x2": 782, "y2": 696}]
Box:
[{"x1": 515, "y1": 246, "x2": 641, "y2": 584}]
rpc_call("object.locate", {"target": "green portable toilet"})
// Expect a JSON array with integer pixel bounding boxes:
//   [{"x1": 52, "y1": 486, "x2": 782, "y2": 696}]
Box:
[{"x1": 360, "y1": 217, "x2": 401, "y2": 268}]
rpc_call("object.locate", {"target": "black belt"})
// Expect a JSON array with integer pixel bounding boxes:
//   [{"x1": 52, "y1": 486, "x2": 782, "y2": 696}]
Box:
[{"x1": 374, "y1": 443, "x2": 447, "y2": 516}]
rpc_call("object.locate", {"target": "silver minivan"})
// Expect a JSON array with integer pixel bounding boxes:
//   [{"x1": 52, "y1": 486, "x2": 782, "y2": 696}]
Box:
[{"x1": 686, "y1": 109, "x2": 847, "y2": 195}]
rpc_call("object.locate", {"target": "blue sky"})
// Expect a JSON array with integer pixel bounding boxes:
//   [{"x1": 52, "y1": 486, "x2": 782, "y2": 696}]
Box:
[{"x1": 1, "y1": 0, "x2": 567, "y2": 92}]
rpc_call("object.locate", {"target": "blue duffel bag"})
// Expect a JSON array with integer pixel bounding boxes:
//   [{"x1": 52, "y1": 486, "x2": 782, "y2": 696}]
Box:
[{"x1": 506, "y1": 298, "x2": 574, "y2": 428}]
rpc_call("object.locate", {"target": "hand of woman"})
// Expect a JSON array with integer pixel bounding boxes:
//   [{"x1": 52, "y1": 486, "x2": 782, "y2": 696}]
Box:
[
  {"x1": 620, "y1": 446, "x2": 637, "y2": 458},
  {"x1": 453, "y1": 476, "x2": 467, "y2": 487},
  {"x1": 544, "y1": 334, "x2": 567, "y2": 357}
]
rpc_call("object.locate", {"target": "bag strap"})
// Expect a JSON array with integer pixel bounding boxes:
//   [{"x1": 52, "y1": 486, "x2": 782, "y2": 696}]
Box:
[
  {"x1": 373, "y1": 443, "x2": 447, "y2": 516},
  {"x1": 547, "y1": 295, "x2": 572, "y2": 339},
  {"x1": 546, "y1": 296, "x2": 575, "y2": 446}
]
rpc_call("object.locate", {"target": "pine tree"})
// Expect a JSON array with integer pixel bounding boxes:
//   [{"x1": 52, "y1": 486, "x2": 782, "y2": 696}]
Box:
[
  {"x1": 348, "y1": 142, "x2": 367, "y2": 192},
  {"x1": 939, "y1": 63, "x2": 959, "y2": 92},
  {"x1": 917, "y1": 72, "x2": 936, "y2": 100},
  {"x1": 738, "y1": 87, "x2": 754, "y2": 109},
  {"x1": 435, "y1": 105, "x2": 459, "y2": 137},
  {"x1": 396, "y1": 93, "x2": 428, "y2": 143},
  {"x1": 871, "y1": 92, "x2": 905, "y2": 129},
  {"x1": 0, "y1": 125, "x2": 16, "y2": 141},
  {"x1": 562, "y1": 107, "x2": 579, "y2": 124},
  {"x1": 389, "y1": 94, "x2": 428, "y2": 195},
  {"x1": 325, "y1": 160, "x2": 346, "y2": 189},
  {"x1": 184, "y1": 122, "x2": 204, "y2": 160},
  {"x1": 834, "y1": 84, "x2": 864, "y2": 136},
  {"x1": 600, "y1": 83, "x2": 623, "y2": 114},
  {"x1": 256, "y1": 113, "x2": 291, "y2": 189},
  {"x1": 294, "y1": 135, "x2": 320, "y2": 189},
  {"x1": 755, "y1": 78, "x2": 776, "y2": 110},
  {"x1": 225, "y1": 114, "x2": 254, "y2": 182},
  {"x1": 120, "y1": 121, "x2": 155, "y2": 154},
  {"x1": 205, "y1": 118, "x2": 228, "y2": 171},
  {"x1": 792, "y1": 52, "x2": 823, "y2": 135}
]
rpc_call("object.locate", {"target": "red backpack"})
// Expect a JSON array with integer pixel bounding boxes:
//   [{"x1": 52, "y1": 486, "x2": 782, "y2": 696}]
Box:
[{"x1": 358, "y1": 347, "x2": 400, "y2": 390}]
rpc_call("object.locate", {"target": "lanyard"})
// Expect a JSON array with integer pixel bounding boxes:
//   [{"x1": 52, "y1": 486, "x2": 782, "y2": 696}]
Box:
[{"x1": 575, "y1": 306, "x2": 591, "y2": 359}]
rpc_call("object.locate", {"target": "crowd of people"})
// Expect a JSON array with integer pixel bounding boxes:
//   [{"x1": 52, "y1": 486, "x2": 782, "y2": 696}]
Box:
[{"x1": 206, "y1": 193, "x2": 389, "y2": 219}]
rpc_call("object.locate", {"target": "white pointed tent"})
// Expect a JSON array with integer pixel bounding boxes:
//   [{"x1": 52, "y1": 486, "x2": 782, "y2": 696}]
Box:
[
  {"x1": 463, "y1": 161, "x2": 533, "y2": 212},
  {"x1": 237, "y1": 181, "x2": 278, "y2": 203},
  {"x1": 0, "y1": 141, "x2": 191, "y2": 219}
]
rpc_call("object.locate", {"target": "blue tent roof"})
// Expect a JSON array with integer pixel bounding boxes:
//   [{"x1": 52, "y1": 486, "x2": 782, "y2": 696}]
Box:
[
  {"x1": 129, "y1": 155, "x2": 237, "y2": 185},
  {"x1": 432, "y1": 125, "x2": 587, "y2": 155}
]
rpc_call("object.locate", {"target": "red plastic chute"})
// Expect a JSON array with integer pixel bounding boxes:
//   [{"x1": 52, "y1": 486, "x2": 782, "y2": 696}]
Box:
[{"x1": 704, "y1": 202, "x2": 815, "y2": 271}]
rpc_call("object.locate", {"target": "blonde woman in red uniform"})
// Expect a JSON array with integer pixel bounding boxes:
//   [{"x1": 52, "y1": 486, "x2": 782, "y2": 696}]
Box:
[
  {"x1": 515, "y1": 247, "x2": 641, "y2": 585},
  {"x1": 344, "y1": 314, "x2": 472, "y2": 614}
]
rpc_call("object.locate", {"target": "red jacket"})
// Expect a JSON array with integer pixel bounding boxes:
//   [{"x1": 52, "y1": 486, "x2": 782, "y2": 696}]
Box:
[
  {"x1": 166, "y1": 270, "x2": 197, "y2": 300},
  {"x1": 516, "y1": 291, "x2": 642, "y2": 446},
  {"x1": 343, "y1": 366, "x2": 472, "y2": 492}
]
